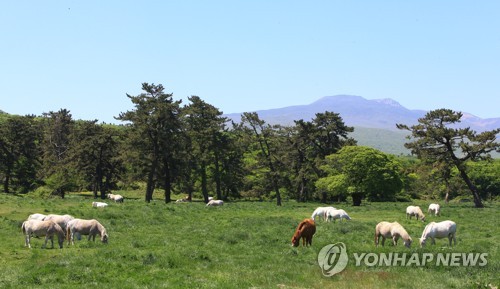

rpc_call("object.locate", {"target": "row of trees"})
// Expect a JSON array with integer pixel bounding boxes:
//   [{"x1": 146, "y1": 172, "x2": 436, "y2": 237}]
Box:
[{"x1": 1, "y1": 83, "x2": 499, "y2": 207}]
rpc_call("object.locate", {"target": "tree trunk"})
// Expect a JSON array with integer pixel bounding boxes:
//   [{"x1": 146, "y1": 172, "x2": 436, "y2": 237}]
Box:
[
  {"x1": 92, "y1": 178, "x2": 98, "y2": 199},
  {"x1": 321, "y1": 191, "x2": 327, "y2": 204},
  {"x1": 163, "y1": 159, "x2": 171, "y2": 203},
  {"x1": 352, "y1": 192, "x2": 363, "y2": 206},
  {"x1": 146, "y1": 159, "x2": 157, "y2": 203},
  {"x1": 444, "y1": 178, "x2": 450, "y2": 204},
  {"x1": 3, "y1": 173, "x2": 10, "y2": 194},
  {"x1": 456, "y1": 166, "x2": 483, "y2": 208},
  {"x1": 201, "y1": 163, "x2": 209, "y2": 203},
  {"x1": 275, "y1": 184, "x2": 282, "y2": 206},
  {"x1": 214, "y1": 153, "x2": 222, "y2": 200}
]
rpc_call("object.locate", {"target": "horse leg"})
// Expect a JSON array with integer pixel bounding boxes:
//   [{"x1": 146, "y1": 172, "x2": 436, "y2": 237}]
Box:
[
  {"x1": 25, "y1": 234, "x2": 31, "y2": 248},
  {"x1": 449, "y1": 233, "x2": 456, "y2": 246},
  {"x1": 381, "y1": 237, "x2": 386, "y2": 246},
  {"x1": 43, "y1": 235, "x2": 49, "y2": 249},
  {"x1": 392, "y1": 236, "x2": 398, "y2": 246},
  {"x1": 431, "y1": 238, "x2": 436, "y2": 245}
]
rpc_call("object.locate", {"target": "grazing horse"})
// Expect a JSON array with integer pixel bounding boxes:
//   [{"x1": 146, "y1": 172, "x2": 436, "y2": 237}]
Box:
[
  {"x1": 27, "y1": 213, "x2": 47, "y2": 221},
  {"x1": 22, "y1": 219, "x2": 65, "y2": 249},
  {"x1": 107, "y1": 193, "x2": 124, "y2": 203},
  {"x1": 406, "y1": 206, "x2": 426, "y2": 222},
  {"x1": 206, "y1": 200, "x2": 223, "y2": 206},
  {"x1": 428, "y1": 203, "x2": 441, "y2": 216},
  {"x1": 420, "y1": 220, "x2": 457, "y2": 247},
  {"x1": 375, "y1": 221, "x2": 412, "y2": 248},
  {"x1": 291, "y1": 218, "x2": 316, "y2": 247},
  {"x1": 92, "y1": 201, "x2": 108, "y2": 208},
  {"x1": 66, "y1": 219, "x2": 108, "y2": 245},
  {"x1": 44, "y1": 214, "x2": 75, "y2": 232},
  {"x1": 176, "y1": 195, "x2": 192, "y2": 203},
  {"x1": 326, "y1": 209, "x2": 351, "y2": 222},
  {"x1": 311, "y1": 206, "x2": 336, "y2": 222}
]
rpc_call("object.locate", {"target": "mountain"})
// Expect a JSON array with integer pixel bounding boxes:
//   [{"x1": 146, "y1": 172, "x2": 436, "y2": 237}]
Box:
[
  {"x1": 226, "y1": 95, "x2": 500, "y2": 132},
  {"x1": 225, "y1": 95, "x2": 500, "y2": 155}
]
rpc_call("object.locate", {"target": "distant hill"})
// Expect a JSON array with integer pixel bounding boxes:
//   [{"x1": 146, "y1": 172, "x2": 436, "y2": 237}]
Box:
[
  {"x1": 226, "y1": 95, "x2": 500, "y2": 132},
  {"x1": 225, "y1": 95, "x2": 500, "y2": 155}
]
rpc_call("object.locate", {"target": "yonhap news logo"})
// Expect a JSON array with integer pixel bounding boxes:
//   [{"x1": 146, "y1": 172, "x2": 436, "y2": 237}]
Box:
[
  {"x1": 317, "y1": 242, "x2": 348, "y2": 276},
  {"x1": 317, "y1": 243, "x2": 488, "y2": 277}
]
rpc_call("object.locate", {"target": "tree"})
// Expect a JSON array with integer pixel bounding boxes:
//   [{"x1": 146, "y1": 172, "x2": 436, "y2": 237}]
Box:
[
  {"x1": 397, "y1": 109, "x2": 500, "y2": 208},
  {"x1": 318, "y1": 146, "x2": 403, "y2": 205},
  {"x1": 240, "y1": 112, "x2": 283, "y2": 206},
  {"x1": 40, "y1": 109, "x2": 74, "y2": 198},
  {"x1": 70, "y1": 121, "x2": 123, "y2": 199},
  {"x1": 117, "y1": 83, "x2": 182, "y2": 203},
  {"x1": 182, "y1": 96, "x2": 228, "y2": 202},
  {"x1": 289, "y1": 112, "x2": 356, "y2": 202},
  {"x1": 0, "y1": 115, "x2": 40, "y2": 194}
]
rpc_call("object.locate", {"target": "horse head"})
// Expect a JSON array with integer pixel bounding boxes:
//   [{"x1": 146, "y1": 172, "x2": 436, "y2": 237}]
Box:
[{"x1": 101, "y1": 233, "x2": 109, "y2": 243}]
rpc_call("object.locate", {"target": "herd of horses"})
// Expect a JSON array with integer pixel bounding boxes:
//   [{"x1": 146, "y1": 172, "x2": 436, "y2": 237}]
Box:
[
  {"x1": 291, "y1": 203, "x2": 457, "y2": 248},
  {"x1": 21, "y1": 192, "x2": 456, "y2": 250},
  {"x1": 20, "y1": 193, "x2": 123, "y2": 249}
]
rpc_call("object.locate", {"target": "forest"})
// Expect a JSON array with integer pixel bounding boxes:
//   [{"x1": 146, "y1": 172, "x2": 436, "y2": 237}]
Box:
[{"x1": 1, "y1": 83, "x2": 499, "y2": 207}]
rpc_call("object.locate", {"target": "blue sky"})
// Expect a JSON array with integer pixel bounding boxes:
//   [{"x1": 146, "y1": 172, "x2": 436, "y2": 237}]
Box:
[{"x1": 1, "y1": 1, "x2": 499, "y2": 123}]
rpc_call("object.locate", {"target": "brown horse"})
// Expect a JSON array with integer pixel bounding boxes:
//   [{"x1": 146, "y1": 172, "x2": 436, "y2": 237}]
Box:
[{"x1": 291, "y1": 218, "x2": 316, "y2": 247}]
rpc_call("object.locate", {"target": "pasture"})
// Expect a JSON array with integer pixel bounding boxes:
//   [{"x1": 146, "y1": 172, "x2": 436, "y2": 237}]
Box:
[{"x1": 0, "y1": 192, "x2": 498, "y2": 289}]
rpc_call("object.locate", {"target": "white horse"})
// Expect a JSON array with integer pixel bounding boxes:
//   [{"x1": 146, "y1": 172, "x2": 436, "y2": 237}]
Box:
[
  {"x1": 326, "y1": 209, "x2": 351, "y2": 222},
  {"x1": 375, "y1": 221, "x2": 412, "y2": 248},
  {"x1": 92, "y1": 201, "x2": 108, "y2": 208},
  {"x1": 206, "y1": 200, "x2": 223, "y2": 206},
  {"x1": 27, "y1": 213, "x2": 47, "y2": 221},
  {"x1": 107, "y1": 193, "x2": 124, "y2": 203},
  {"x1": 311, "y1": 206, "x2": 336, "y2": 222},
  {"x1": 44, "y1": 214, "x2": 75, "y2": 232},
  {"x1": 419, "y1": 220, "x2": 457, "y2": 247},
  {"x1": 22, "y1": 219, "x2": 65, "y2": 249},
  {"x1": 66, "y1": 219, "x2": 108, "y2": 245},
  {"x1": 406, "y1": 206, "x2": 426, "y2": 222},
  {"x1": 428, "y1": 203, "x2": 441, "y2": 216}
]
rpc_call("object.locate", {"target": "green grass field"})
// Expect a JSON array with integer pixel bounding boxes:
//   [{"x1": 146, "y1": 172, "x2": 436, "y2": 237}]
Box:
[{"x1": 0, "y1": 192, "x2": 498, "y2": 289}]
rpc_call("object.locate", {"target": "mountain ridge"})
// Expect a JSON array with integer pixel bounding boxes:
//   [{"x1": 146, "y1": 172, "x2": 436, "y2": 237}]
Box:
[
  {"x1": 224, "y1": 95, "x2": 499, "y2": 155},
  {"x1": 225, "y1": 95, "x2": 499, "y2": 132}
]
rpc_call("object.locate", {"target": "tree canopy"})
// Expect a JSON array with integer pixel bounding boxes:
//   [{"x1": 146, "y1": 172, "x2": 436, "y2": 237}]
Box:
[{"x1": 397, "y1": 108, "x2": 500, "y2": 208}]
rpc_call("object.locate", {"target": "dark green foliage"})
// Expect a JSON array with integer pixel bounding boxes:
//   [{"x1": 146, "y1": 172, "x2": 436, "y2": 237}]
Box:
[
  {"x1": 183, "y1": 96, "x2": 230, "y2": 202},
  {"x1": 0, "y1": 115, "x2": 40, "y2": 194},
  {"x1": 70, "y1": 121, "x2": 123, "y2": 199},
  {"x1": 39, "y1": 109, "x2": 74, "y2": 198}
]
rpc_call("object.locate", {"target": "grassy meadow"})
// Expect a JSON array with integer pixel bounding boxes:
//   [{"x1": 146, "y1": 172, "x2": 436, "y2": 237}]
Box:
[{"x1": 0, "y1": 191, "x2": 498, "y2": 289}]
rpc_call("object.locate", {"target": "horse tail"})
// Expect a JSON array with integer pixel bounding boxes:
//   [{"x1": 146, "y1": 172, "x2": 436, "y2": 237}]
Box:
[
  {"x1": 21, "y1": 221, "x2": 27, "y2": 235},
  {"x1": 66, "y1": 226, "x2": 71, "y2": 242}
]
